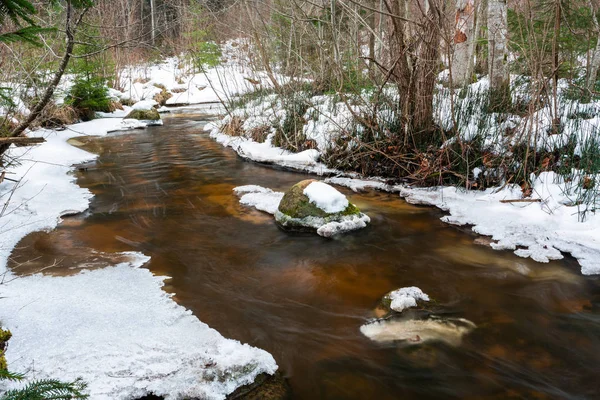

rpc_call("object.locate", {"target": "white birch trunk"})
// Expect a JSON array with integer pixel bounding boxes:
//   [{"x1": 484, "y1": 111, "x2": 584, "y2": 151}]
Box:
[
  {"x1": 488, "y1": 0, "x2": 509, "y2": 101},
  {"x1": 150, "y1": 0, "x2": 156, "y2": 45},
  {"x1": 587, "y1": 0, "x2": 600, "y2": 93},
  {"x1": 452, "y1": 0, "x2": 476, "y2": 87}
]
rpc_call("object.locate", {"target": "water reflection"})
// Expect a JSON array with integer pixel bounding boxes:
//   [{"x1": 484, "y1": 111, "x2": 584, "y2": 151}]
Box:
[{"x1": 10, "y1": 110, "x2": 600, "y2": 399}]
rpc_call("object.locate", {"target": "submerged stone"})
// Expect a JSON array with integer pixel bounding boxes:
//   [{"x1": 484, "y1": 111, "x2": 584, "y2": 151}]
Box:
[
  {"x1": 274, "y1": 179, "x2": 370, "y2": 237},
  {"x1": 360, "y1": 315, "x2": 475, "y2": 347}
]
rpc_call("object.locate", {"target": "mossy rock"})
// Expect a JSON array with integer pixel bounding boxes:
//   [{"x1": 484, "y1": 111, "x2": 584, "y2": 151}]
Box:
[
  {"x1": 125, "y1": 108, "x2": 160, "y2": 121},
  {"x1": 228, "y1": 372, "x2": 291, "y2": 400},
  {"x1": 277, "y1": 179, "x2": 360, "y2": 219}
]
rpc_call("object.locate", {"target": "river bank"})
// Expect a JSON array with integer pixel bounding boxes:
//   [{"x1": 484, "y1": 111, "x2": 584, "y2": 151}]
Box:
[{"x1": 0, "y1": 111, "x2": 278, "y2": 399}]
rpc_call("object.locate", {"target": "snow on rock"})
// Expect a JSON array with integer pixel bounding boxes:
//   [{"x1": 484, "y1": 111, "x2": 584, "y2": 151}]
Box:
[
  {"x1": 233, "y1": 185, "x2": 284, "y2": 215},
  {"x1": 386, "y1": 287, "x2": 430, "y2": 313},
  {"x1": 316, "y1": 214, "x2": 371, "y2": 238},
  {"x1": 0, "y1": 118, "x2": 277, "y2": 399},
  {"x1": 400, "y1": 173, "x2": 600, "y2": 275},
  {"x1": 303, "y1": 181, "x2": 349, "y2": 214},
  {"x1": 132, "y1": 99, "x2": 159, "y2": 110},
  {"x1": 1, "y1": 257, "x2": 277, "y2": 400}
]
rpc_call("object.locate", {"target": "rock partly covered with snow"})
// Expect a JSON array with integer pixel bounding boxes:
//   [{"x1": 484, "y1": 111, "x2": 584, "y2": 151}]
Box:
[
  {"x1": 361, "y1": 286, "x2": 475, "y2": 346},
  {"x1": 125, "y1": 107, "x2": 162, "y2": 126},
  {"x1": 233, "y1": 181, "x2": 370, "y2": 237},
  {"x1": 275, "y1": 180, "x2": 370, "y2": 237},
  {"x1": 132, "y1": 99, "x2": 159, "y2": 111},
  {"x1": 383, "y1": 287, "x2": 430, "y2": 313}
]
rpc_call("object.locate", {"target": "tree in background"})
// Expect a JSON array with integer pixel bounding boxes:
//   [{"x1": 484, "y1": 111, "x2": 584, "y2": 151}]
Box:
[
  {"x1": 452, "y1": 0, "x2": 477, "y2": 88},
  {"x1": 488, "y1": 0, "x2": 510, "y2": 110}
]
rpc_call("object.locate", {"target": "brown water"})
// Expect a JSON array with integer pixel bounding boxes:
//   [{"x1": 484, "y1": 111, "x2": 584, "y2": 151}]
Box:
[{"x1": 10, "y1": 109, "x2": 600, "y2": 399}]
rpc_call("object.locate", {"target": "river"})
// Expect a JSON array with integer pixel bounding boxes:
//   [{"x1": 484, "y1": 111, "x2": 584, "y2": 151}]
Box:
[{"x1": 9, "y1": 108, "x2": 600, "y2": 399}]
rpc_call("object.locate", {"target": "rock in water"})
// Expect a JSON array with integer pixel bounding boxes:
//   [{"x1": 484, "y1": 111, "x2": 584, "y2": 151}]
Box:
[
  {"x1": 274, "y1": 180, "x2": 370, "y2": 237},
  {"x1": 360, "y1": 316, "x2": 476, "y2": 347},
  {"x1": 124, "y1": 100, "x2": 162, "y2": 125}
]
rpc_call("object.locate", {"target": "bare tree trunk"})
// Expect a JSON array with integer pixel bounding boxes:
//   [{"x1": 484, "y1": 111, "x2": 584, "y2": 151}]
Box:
[
  {"x1": 412, "y1": 0, "x2": 442, "y2": 133},
  {"x1": 586, "y1": 0, "x2": 600, "y2": 95},
  {"x1": 452, "y1": 0, "x2": 476, "y2": 87},
  {"x1": 551, "y1": 0, "x2": 561, "y2": 130},
  {"x1": 150, "y1": 0, "x2": 156, "y2": 45},
  {"x1": 488, "y1": 0, "x2": 510, "y2": 110},
  {"x1": 368, "y1": 1, "x2": 376, "y2": 78},
  {"x1": 467, "y1": 0, "x2": 481, "y2": 80}
]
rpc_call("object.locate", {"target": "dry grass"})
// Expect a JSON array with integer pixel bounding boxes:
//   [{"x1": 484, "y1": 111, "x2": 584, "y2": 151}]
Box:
[
  {"x1": 221, "y1": 116, "x2": 244, "y2": 137},
  {"x1": 153, "y1": 87, "x2": 173, "y2": 106},
  {"x1": 35, "y1": 103, "x2": 79, "y2": 128},
  {"x1": 247, "y1": 125, "x2": 270, "y2": 143}
]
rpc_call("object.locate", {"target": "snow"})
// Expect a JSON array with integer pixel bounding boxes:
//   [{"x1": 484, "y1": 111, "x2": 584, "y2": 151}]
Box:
[
  {"x1": 324, "y1": 177, "x2": 396, "y2": 193},
  {"x1": 233, "y1": 185, "x2": 284, "y2": 215},
  {"x1": 132, "y1": 99, "x2": 158, "y2": 110},
  {"x1": 208, "y1": 124, "x2": 336, "y2": 174},
  {"x1": 0, "y1": 117, "x2": 277, "y2": 398},
  {"x1": 315, "y1": 214, "x2": 371, "y2": 238},
  {"x1": 386, "y1": 287, "x2": 430, "y2": 312},
  {"x1": 303, "y1": 181, "x2": 349, "y2": 214},
  {"x1": 1, "y1": 258, "x2": 276, "y2": 400},
  {"x1": 400, "y1": 173, "x2": 600, "y2": 275}
]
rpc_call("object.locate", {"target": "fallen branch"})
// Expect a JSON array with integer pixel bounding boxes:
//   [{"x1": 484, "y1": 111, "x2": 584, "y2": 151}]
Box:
[
  {"x1": 500, "y1": 198, "x2": 542, "y2": 204},
  {"x1": 0, "y1": 137, "x2": 45, "y2": 145}
]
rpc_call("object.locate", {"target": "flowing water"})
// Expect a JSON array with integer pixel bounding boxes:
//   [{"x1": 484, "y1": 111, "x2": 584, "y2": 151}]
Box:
[{"x1": 10, "y1": 109, "x2": 600, "y2": 399}]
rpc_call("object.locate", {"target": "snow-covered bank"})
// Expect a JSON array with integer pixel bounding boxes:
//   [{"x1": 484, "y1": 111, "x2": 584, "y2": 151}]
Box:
[
  {"x1": 207, "y1": 117, "x2": 600, "y2": 275},
  {"x1": 400, "y1": 175, "x2": 600, "y2": 275},
  {"x1": 0, "y1": 118, "x2": 277, "y2": 398},
  {"x1": 209, "y1": 125, "x2": 336, "y2": 174}
]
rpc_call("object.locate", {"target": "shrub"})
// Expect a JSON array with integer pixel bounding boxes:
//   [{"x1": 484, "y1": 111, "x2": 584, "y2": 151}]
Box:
[{"x1": 65, "y1": 76, "x2": 112, "y2": 121}]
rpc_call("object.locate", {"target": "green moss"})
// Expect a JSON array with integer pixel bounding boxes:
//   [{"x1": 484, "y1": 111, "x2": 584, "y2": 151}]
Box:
[
  {"x1": 278, "y1": 179, "x2": 362, "y2": 219},
  {"x1": 277, "y1": 180, "x2": 328, "y2": 219},
  {"x1": 0, "y1": 328, "x2": 11, "y2": 371},
  {"x1": 279, "y1": 179, "x2": 360, "y2": 225},
  {"x1": 0, "y1": 329, "x2": 11, "y2": 343},
  {"x1": 125, "y1": 108, "x2": 160, "y2": 121}
]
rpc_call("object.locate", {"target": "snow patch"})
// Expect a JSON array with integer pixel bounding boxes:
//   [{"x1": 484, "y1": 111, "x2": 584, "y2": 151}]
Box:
[
  {"x1": 132, "y1": 99, "x2": 158, "y2": 110},
  {"x1": 303, "y1": 181, "x2": 349, "y2": 214},
  {"x1": 316, "y1": 214, "x2": 371, "y2": 238},
  {"x1": 1, "y1": 257, "x2": 276, "y2": 400},
  {"x1": 387, "y1": 287, "x2": 430, "y2": 312},
  {"x1": 233, "y1": 185, "x2": 284, "y2": 215}
]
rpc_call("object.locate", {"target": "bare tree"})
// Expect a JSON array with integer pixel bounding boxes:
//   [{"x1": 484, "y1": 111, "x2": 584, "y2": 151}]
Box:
[
  {"x1": 452, "y1": 0, "x2": 477, "y2": 87},
  {"x1": 586, "y1": 0, "x2": 600, "y2": 94},
  {"x1": 488, "y1": 0, "x2": 509, "y2": 109}
]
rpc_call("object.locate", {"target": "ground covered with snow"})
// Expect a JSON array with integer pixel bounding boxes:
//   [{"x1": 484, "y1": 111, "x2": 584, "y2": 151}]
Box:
[{"x1": 0, "y1": 117, "x2": 277, "y2": 398}]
